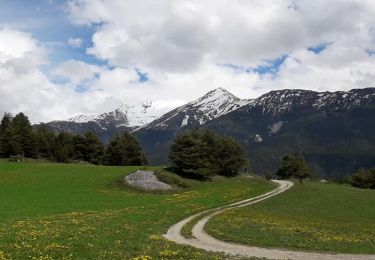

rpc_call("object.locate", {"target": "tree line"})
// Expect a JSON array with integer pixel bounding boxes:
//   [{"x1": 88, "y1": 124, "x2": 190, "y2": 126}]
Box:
[
  {"x1": 2, "y1": 112, "x2": 373, "y2": 187},
  {"x1": 0, "y1": 113, "x2": 147, "y2": 166}
]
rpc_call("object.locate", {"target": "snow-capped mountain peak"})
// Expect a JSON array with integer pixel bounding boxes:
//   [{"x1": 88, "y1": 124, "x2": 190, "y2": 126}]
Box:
[
  {"x1": 249, "y1": 88, "x2": 375, "y2": 116},
  {"x1": 186, "y1": 87, "x2": 251, "y2": 119},
  {"x1": 142, "y1": 87, "x2": 253, "y2": 129},
  {"x1": 194, "y1": 87, "x2": 233, "y2": 103},
  {"x1": 66, "y1": 102, "x2": 161, "y2": 128}
]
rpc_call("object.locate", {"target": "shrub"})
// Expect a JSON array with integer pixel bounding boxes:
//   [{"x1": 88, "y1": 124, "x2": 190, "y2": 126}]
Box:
[
  {"x1": 276, "y1": 155, "x2": 311, "y2": 181},
  {"x1": 347, "y1": 168, "x2": 375, "y2": 189},
  {"x1": 265, "y1": 174, "x2": 273, "y2": 180}
]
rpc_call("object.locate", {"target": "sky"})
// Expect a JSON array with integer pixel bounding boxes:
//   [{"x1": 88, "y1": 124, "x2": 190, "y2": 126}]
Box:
[{"x1": 0, "y1": 0, "x2": 375, "y2": 123}]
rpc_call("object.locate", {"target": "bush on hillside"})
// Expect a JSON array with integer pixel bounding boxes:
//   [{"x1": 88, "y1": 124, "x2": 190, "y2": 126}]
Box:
[
  {"x1": 276, "y1": 155, "x2": 311, "y2": 181},
  {"x1": 346, "y1": 168, "x2": 375, "y2": 189},
  {"x1": 169, "y1": 130, "x2": 247, "y2": 179}
]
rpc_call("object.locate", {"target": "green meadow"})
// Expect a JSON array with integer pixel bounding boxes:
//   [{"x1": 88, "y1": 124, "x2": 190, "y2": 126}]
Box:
[
  {"x1": 206, "y1": 181, "x2": 375, "y2": 254},
  {"x1": 0, "y1": 161, "x2": 273, "y2": 259}
]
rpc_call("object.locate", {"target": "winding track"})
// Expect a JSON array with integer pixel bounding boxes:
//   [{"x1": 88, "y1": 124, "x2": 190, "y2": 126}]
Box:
[{"x1": 164, "y1": 180, "x2": 375, "y2": 260}]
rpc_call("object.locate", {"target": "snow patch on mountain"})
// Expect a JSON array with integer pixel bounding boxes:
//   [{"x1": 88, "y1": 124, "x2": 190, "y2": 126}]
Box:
[
  {"x1": 67, "y1": 102, "x2": 162, "y2": 128},
  {"x1": 116, "y1": 102, "x2": 161, "y2": 127},
  {"x1": 181, "y1": 115, "x2": 189, "y2": 127},
  {"x1": 68, "y1": 114, "x2": 97, "y2": 123},
  {"x1": 251, "y1": 88, "x2": 375, "y2": 116},
  {"x1": 268, "y1": 121, "x2": 284, "y2": 135}
]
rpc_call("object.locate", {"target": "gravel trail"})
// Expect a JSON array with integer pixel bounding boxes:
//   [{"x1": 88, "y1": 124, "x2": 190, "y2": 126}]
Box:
[{"x1": 164, "y1": 180, "x2": 375, "y2": 260}]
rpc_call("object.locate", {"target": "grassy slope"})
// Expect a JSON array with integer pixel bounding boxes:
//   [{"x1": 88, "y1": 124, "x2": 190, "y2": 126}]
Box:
[
  {"x1": 0, "y1": 161, "x2": 274, "y2": 259},
  {"x1": 206, "y1": 181, "x2": 375, "y2": 254}
]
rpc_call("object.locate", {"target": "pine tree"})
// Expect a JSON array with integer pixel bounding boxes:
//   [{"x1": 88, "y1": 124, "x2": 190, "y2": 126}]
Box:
[
  {"x1": 83, "y1": 131, "x2": 104, "y2": 164},
  {"x1": 122, "y1": 132, "x2": 147, "y2": 166},
  {"x1": 0, "y1": 113, "x2": 14, "y2": 157},
  {"x1": 104, "y1": 133, "x2": 147, "y2": 166},
  {"x1": 276, "y1": 155, "x2": 311, "y2": 181},
  {"x1": 53, "y1": 132, "x2": 74, "y2": 163},
  {"x1": 169, "y1": 130, "x2": 247, "y2": 179},
  {"x1": 217, "y1": 137, "x2": 247, "y2": 177},
  {"x1": 34, "y1": 124, "x2": 56, "y2": 159},
  {"x1": 104, "y1": 135, "x2": 124, "y2": 166},
  {"x1": 12, "y1": 113, "x2": 38, "y2": 158},
  {"x1": 72, "y1": 134, "x2": 86, "y2": 161},
  {"x1": 169, "y1": 130, "x2": 209, "y2": 178}
]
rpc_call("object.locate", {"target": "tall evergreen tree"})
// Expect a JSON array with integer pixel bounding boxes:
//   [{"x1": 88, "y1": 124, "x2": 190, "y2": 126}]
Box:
[
  {"x1": 122, "y1": 132, "x2": 147, "y2": 166},
  {"x1": 76, "y1": 131, "x2": 104, "y2": 164},
  {"x1": 217, "y1": 137, "x2": 247, "y2": 177},
  {"x1": 72, "y1": 134, "x2": 86, "y2": 161},
  {"x1": 53, "y1": 132, "x2": 74, "y2": 163},
  {"x1": 104, "y1": 135, "x2": 124, "y2": 166},
  {"x1": 34, "y1": 124, "x2": 55, "y2": 159},
  {"x1": 169, "y1": 130, "x2": 207, "y2": 178},
  {"x1": 169, "y1": 130, "x2": 247, "y2": 179},
  {"x1": 84, "y1": 131, "x2": 104, "y2": 164},
  {"x1": 105, "y1": 133, "x2": 147, "y2": 166},
  {"x1": 276, "y1": 155, "x2": 311, "y2": 181},
  {"x1": 0, "y1": 113, "x2": 14, "y2": 157},
  {"x1": 12, "y1": 113, "x2": 38, "y2": 158}
]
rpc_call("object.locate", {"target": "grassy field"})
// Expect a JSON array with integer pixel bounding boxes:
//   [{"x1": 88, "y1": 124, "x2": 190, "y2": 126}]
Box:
[
  {"x1": 205, "y1": 181, "x2": 375, "y2": 254},
  {"x1": 0, "y1": 161, "x2": 274, "y2": 259}
]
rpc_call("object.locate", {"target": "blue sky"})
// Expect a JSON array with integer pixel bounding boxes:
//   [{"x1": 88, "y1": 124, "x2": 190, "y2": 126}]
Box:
[
  {"x1": 0, "y1": 0, "x2": 102, "y2": 68},
  {"x1": 0, "y1": 0, "x2": 374, "y2": 122}
]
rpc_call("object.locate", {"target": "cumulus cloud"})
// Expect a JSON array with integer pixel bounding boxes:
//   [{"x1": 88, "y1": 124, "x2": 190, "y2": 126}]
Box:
[
  {"x1": 0, "y1": 28, "x2": 118, "y2": 122},
  {"x1": 65, "y1": 0, "x2": 375, "y2": 105},
  {"x1": 67, "y1": 0, "x2": 375, "y2": 70},
  {"x1": 0, "y1": 28, "x2": 47, "y2": 73},
  {"x1": 52, "y1": 59, "x2": 103, "y2": 85}
]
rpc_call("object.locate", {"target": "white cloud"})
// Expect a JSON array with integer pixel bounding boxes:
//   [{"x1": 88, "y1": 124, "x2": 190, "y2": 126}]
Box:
[
  {"x1": 0, "y1": 28, "x2": 40, "y2": 61},
  {"x1": 52, "y1": 59, "x2": 103, "y2": 85},
  {"x1": 64, "y1": 0, "x2": 375, "y2": 105},
  {"x1": 67, "y1": 0, "x2": 375, "y2": 70},
  {"x1": 0, "y1": 28, "x2": 113, "y2": 122},
  {"x1": 68, "y1": 37, "x2": 82, "y2": 47},
  {"x1": 0, "y1": 28, "x2": 47, "y2": 74},
  {"x1": 2, "y1": 1, "x2": 375, "y2": 123}
]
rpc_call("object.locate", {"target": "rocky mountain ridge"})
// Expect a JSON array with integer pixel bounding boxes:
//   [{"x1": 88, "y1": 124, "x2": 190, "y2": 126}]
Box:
[{"x1": 45, "y1": 87, "x2": 375, "y2": 178}]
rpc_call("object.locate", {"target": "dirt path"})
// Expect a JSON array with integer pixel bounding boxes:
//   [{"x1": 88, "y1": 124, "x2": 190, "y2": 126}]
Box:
[{"x1": 164, "y1": 180, "x2": 375, "y2": 260}]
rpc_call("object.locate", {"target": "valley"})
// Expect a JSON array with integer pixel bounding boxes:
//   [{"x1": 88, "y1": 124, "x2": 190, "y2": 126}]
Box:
[
  {"x1": 1, "y1": 1, "x2": 375, "y2": 259},
  {"x1": 46, "y1": 87, "x2": 375, "y2": 179},
  {"x1": 0, "y1": 161, "x2": 374, "y2": 259}
]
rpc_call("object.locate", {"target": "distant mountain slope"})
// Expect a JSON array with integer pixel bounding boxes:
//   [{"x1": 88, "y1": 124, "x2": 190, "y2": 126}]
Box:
[
  {"x1": 67, "y1": 102, "x2": 159, "y2": 127},
  {"x1": 134, "y1": 88, "x2": 252, "y2": 163},
  {"x1": 45, "y1": 88, "x2": 249, "y2": 142},
  {"x1": 135, "y1": 88, "x2": 375, "y2": 178},
  {"x1": 141, "y1": 87, "x2": 252, "y2": 130},
  {"x1": 46, "y1": 102, "x2": 161, "y2": 143},
  {"x1": 44, "y1": 86, "x2": 375, "y2": 178}
]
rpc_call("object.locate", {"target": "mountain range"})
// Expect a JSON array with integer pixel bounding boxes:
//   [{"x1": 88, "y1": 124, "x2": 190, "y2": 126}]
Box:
[
  {"x1": 46, "y1": 87, "x2": 375, "y2": 179},
  {"x1": 46, "y1": 102, "x2": 161, "y2": 143}
]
